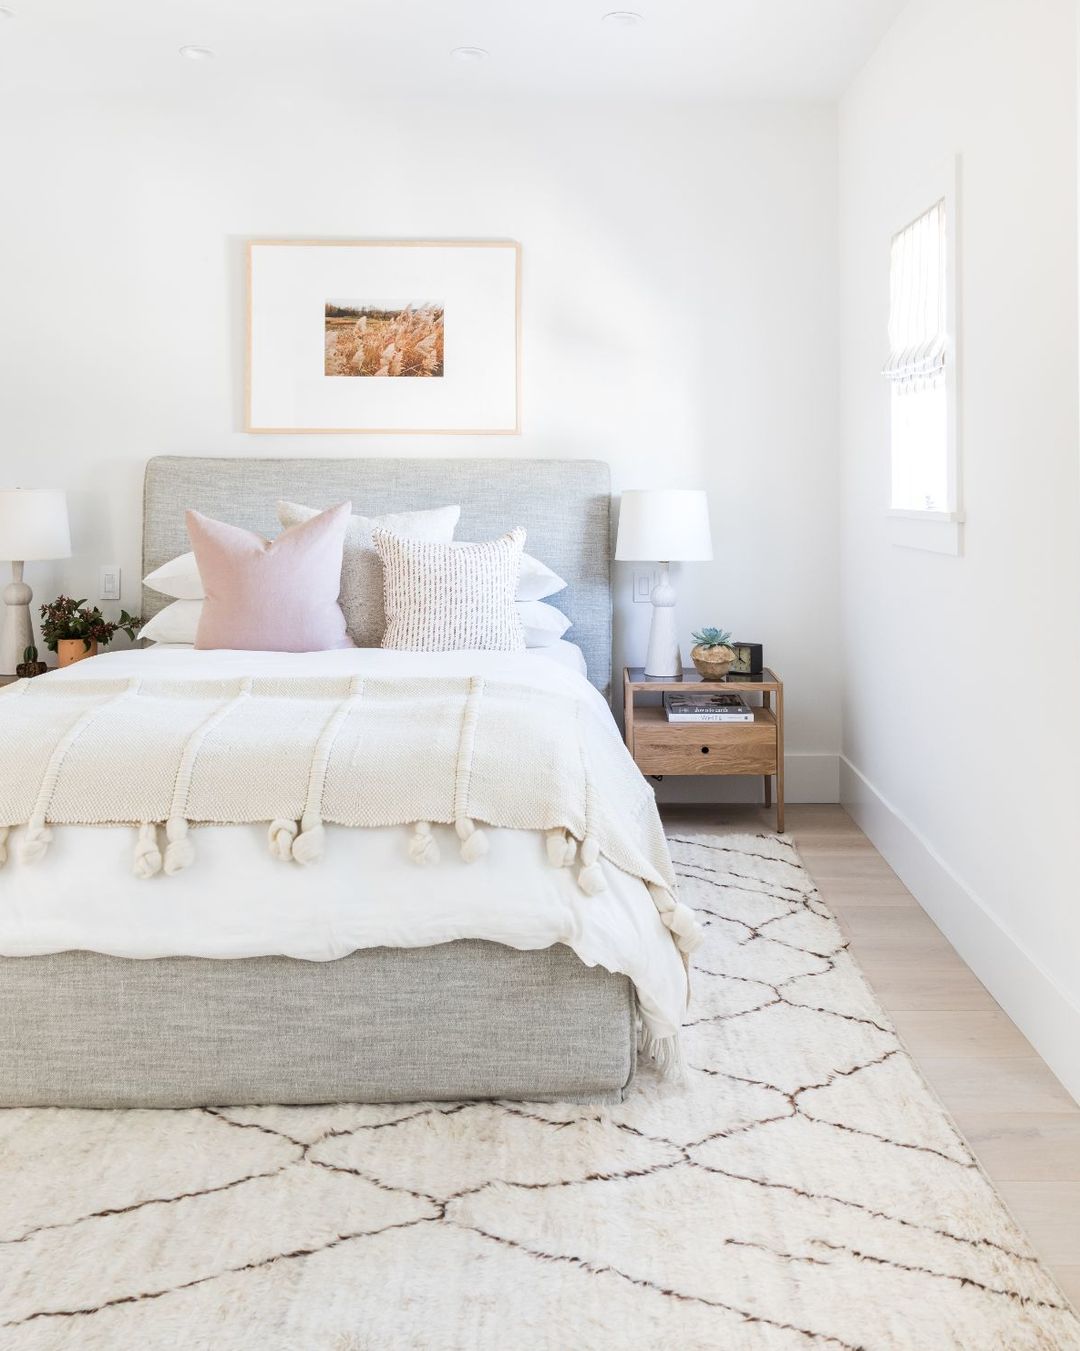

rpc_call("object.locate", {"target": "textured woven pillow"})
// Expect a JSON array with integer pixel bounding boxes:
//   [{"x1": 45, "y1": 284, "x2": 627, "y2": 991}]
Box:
[
  {"x1": 374, "y1": 527, "x2": 527, "y2": 652},
  {"x1": 277, "y1": 500, "x2": 460, "y2": 647},
  {"x1": 187, "y1": 502, "x2": 353, "y2": 652}
]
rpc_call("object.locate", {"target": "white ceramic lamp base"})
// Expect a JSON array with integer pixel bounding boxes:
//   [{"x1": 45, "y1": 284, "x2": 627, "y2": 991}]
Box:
[
  {"x1": 0, "y1": 562, "x2": 33, "y2": 676},
  {"x1": 644, "y1": 565, "x2": 681, "y2": 679}
]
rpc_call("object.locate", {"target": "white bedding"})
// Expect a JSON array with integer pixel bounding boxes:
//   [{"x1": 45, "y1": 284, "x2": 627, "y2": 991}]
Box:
[{"x1": 0, "y1": 645, "x2": 686, "y2": 1042}]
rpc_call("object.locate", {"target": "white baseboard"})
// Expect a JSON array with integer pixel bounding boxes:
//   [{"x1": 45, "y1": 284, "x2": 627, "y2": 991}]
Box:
[
  {"x1": 653, "y1": 753, "x2": 839, "y2": 806},
  {"x1": 840, "y1": 756, "x2": 1080, "y2": 1105}
]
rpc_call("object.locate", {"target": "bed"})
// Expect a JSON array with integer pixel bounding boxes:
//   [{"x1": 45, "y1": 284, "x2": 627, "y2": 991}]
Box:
[{"x1": 0, "y1": 457, "x2": 691, "y2": 1108}]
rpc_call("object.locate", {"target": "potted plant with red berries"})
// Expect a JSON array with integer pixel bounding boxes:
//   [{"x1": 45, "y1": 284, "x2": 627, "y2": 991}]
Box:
[{"x1": 39, "y1": 596, "x2": 141, "y2": 668}]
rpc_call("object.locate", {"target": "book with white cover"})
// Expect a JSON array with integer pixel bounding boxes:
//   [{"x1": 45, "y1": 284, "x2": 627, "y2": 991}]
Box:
[{"x1": 664, "y1": 692, "x2": 754, "y2": 723}]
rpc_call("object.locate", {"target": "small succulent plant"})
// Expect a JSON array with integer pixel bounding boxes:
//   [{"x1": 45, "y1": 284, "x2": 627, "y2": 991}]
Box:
[{"x1": 691, "y1": 627, "x2": 733, "y2": 651}]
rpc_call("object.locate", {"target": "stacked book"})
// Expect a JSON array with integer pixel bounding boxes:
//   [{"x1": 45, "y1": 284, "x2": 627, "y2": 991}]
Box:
[{"x1": 664, "y1": 692, "x2": 754, "y2": 724}]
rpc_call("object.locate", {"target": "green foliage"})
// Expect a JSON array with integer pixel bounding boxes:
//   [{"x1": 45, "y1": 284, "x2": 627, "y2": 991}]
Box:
[
  {"x1": 39, "y1": 596, "x2": 142, "y2": 654},
  {"x1": 23, "y1": 645, "x2": 38, "y2": 665},
  {"x1": 691, "y1": 627, "x2": 733, "y2": 650}
]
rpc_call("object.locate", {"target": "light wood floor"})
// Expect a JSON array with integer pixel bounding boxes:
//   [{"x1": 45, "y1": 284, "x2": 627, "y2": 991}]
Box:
[{"x1": 660, "y1": 802, "x2": 1080, "y2": 1307}]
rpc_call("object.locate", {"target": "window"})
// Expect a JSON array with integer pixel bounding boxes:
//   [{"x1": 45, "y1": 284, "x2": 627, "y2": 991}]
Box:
[{"x1": 883, "y1": 163, "x2": 961, "y2": 555}]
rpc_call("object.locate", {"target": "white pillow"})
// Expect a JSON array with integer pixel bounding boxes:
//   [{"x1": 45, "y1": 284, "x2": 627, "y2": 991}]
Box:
[
  {"x1": 375, "y1": 528, "x2": 526, "y2": 653},
  {"x1": 278, "y1": 500, "x2": 460, "y2": 647},
  {"x1": 517, "y1": 600, "x2": 571, "y2": 647},
  {"x1": 139, "y1": 599, "x2": 202, "y2": 645},
  {"x1": 143, "y1": 552, "x2": 203, "y2": 601},
  {"x1": 517, "y1": 553, "x2": 567, "y2": 602},
  {"x1": 141, "y1": 596, "x2": 572, "y2": 652}
]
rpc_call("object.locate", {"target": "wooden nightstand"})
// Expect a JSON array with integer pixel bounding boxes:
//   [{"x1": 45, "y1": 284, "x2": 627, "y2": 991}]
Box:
[{"x1": 623, "y1": 666, "x2": 785, "y2": 832}]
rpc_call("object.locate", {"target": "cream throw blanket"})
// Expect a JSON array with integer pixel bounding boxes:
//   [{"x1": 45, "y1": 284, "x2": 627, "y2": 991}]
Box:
[{"x1": 0, "y1": 674, "x2": 700, "y2": 958}]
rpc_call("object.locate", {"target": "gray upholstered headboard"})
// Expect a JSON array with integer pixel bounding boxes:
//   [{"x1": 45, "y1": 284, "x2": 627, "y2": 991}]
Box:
[{"x1": 142, "y1": 457, "x2": 613, "y2": 697}]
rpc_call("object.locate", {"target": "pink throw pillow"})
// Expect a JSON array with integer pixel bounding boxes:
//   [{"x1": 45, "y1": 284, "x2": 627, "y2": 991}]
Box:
[{"x1": 186, "y1": 502, "x2": 354, "y2": 652}]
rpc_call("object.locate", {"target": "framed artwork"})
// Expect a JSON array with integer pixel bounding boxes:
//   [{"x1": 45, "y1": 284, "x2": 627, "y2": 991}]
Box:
[{"x1": 246, "y1": 240, "x2": 520, "y2": 434}]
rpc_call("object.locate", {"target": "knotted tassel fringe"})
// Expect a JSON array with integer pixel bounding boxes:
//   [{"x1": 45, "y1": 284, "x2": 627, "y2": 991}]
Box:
[
  {"x1": 268, "y1": 818, "x2": 299, "y2": 861},
  {"x1": 292, "y1": 815, "x2": 325, "y2": 866},
  {"x1": 662, "y1": 900, "x2": 703, "y2": 953},
  {"x1": 0, "y1": 825, "x2": 8, "y2": 868},
  {"x1": 133, "y1": 822, "x2": 163, "y2": 879},
  {"x1": 409, "y1": 821, "x2": 440, "y2": 866},
  {"x1": 163, "y1": 816, "x2": 195, "y2": 875},
  {"x1": 638, "y1": 1025, "x2": 686, "y2": 1082},
  {"x1": 546, "y1": 828, "x2": 577, "y2": 868},
  {"x1": 456, "y1": 817, "x2": 488, "y2": 863},
  {"x1": 577, "y1": 835, "x2": 606, "y2": 896},
  {"x1": 19, "y1": 820, "x2": 52, "y2": 865},
  {"x1": 648, "y1": 882, "x2": 704, "y2": 956}
]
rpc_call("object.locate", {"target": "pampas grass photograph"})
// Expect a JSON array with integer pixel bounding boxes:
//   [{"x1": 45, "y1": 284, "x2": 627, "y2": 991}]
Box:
[{"x1": 325, "y1": 300, "x2": 444, "y2": 378}]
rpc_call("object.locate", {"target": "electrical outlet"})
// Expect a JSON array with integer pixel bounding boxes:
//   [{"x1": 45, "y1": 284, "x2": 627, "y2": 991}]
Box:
[
  {"x1": 633, "y1": 569, "x2": 657, "y2": 603},
  {"x1": 99, "y1": 564, "x2": 121, "y2": 601}
]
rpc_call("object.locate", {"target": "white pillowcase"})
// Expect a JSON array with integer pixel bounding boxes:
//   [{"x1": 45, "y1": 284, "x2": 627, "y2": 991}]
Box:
[
  {"x1": 138, "y1": 600, "x2": 202, "y2": 645},
  {"x1": 143, "y1": 551, "x2": 203, "y2": 601},
  {"x1": 517, "y1": 600, "x2": 572, "y2": 647},
  {"x1": 139, "y1": 596, "x2": 570, "y2": 651},
  {"x1": 516, "y1": 552, "x2": 567, "y2": 602},
  {"x1": 145, "y1": 540, "x2": 566, "y2": 607}
]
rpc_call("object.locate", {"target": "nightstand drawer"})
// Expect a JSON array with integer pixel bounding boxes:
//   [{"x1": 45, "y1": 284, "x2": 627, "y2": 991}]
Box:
[{"x1": 632, "y1": 707, "x2": 777, "y2": 776}]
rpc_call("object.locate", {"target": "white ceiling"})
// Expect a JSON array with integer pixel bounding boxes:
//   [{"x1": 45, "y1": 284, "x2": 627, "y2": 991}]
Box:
[{"x1": 0, "y1": 0, "x2": 908, "y2": 102}]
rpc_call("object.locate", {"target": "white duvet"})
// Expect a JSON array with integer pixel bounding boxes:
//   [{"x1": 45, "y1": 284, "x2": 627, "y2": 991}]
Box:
[{"x1": 0, "y1": 645, "x2": 687, "y2": 1042}]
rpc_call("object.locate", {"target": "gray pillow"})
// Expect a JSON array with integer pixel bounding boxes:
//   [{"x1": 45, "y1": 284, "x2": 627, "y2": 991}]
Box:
[{"x1": 277, "y1": 500, "x2": 460, "y2": 647}]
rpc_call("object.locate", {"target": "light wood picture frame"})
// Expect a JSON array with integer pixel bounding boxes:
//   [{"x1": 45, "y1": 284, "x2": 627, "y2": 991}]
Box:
[{"x1": 246, "y1": 240, "x2": 521, "y2": 435}]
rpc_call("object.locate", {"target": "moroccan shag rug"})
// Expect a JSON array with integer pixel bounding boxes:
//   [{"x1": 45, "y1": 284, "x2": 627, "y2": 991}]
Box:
[{"x1": 2, "y1": 830, "x2": 1078, "y2": 1351}]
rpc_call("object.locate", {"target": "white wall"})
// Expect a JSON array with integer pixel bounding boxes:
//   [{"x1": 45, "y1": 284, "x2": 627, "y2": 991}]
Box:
[
  {"x1": 0, "y1": 93, "x2": 841, "y2": 800},
  {"x1": 839, "y1": 0, "x2": 1080, "y2": 1096}
]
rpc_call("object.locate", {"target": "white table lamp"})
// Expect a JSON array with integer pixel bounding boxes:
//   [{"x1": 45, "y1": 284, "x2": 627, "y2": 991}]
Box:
[
  {"x1": 616, "y1": 488, "x2": 713, "y2": 679},
  {"x1": 0, "y1": 489, "x2": 71, "y2": 675}
]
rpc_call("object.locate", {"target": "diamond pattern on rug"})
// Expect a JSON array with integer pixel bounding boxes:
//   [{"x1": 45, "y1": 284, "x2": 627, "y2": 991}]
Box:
[{"x1": 1, "y1": 829, "x2": 1078, "y2": 1351}]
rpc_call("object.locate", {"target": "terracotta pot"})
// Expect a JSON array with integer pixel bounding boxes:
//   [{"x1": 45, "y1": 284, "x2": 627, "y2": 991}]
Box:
[
  {"x1": 691, "y1": 644, "x2": 735, "y2": 680},
  {"x1": 57, "y1": 638, "x2": 98, "y2": 668}
]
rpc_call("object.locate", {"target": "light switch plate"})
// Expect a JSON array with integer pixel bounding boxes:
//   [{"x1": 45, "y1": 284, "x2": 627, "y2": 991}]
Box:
[
  {"x1": 99, "y1": 564, "x2": 121, "y2": 601},
  {"x1": 633, "y1": 569, "x2": 658, "y2": 603}
]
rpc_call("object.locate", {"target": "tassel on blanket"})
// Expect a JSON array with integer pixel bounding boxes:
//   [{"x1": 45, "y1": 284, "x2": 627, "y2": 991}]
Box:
[
  {"x1": 292, "y1": 814, "x2": 325, "y2": 866},
  {"x1": 163, "y1": 816, "x2": 195, "y2": 875},
  {"x1": 577, "y1": 835, "x2": 606, "y2": 896},
  {"x1": 455, "y1": 817, "x2": 488, "y2": 863},
  {"x1": 648, "y1": 882, "x2": 704, "y2": 956},
  {"x1": 546, "y1": 828, "x2": 577, "y2": 868},
  {"x1": 639, "y1": 1025, "x2": 686, "y2": 1082},
  {"x1": 19, "y1": 820, "x2": 52, "y2": 865},
  {"x1": 0, "y1": 825, "x2": 8, "y2": 868},
  {"x1": 133, "y1": 822, "x2": 163, "y2": 879},
  {"x1": 268, "y1": 818, "x2": 299, "y2": 862},
  {"x1": 409, "y1": 821, "x2": 440, "y2": 867}
]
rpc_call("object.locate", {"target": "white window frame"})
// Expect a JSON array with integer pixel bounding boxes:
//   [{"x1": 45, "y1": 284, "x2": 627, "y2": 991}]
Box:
[{"x1": 885, "y1": 156, "x2": 963, "y2": 557}]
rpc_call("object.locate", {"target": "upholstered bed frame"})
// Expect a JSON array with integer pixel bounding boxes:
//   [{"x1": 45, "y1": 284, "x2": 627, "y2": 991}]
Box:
[
  {"x1": 142, "y1": 456, "x2": 613, "y2": 698},
  {"x1": 0, "y1": 456, "x2": 637, "y2": 1108}
]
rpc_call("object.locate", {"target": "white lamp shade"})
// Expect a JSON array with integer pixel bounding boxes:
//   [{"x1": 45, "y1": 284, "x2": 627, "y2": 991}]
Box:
[
  {"x1": 615, "y1": 488, "x2": 713, "y2": 562},
  {"x1": 0, "y1": 489, "x2": 71, "y2": 562}
]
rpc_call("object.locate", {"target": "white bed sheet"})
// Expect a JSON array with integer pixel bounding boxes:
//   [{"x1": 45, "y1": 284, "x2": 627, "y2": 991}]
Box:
[{"x1": 1, "y1": 646, "x2": 686, "y2": 1040}]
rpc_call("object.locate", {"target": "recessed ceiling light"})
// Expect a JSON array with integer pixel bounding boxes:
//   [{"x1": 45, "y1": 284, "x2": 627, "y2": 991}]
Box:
[
  {"x1": 179, "y1": 45, "x2": 216, "y2": 61},
  {"x1": 602, "y1": 10, "x2": 644, "y2": 26},
  {"x1": 451, "y1": 46, "x2": 489, "y2": 62}
]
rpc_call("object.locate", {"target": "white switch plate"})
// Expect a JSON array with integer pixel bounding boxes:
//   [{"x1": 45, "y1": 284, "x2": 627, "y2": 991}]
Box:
[
  {"x1": 99, "y1": 564, "x2": 121, "y2": 601},
  {"x1": 633, "y1": 569, "x2": 658, "y2": 603}
]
